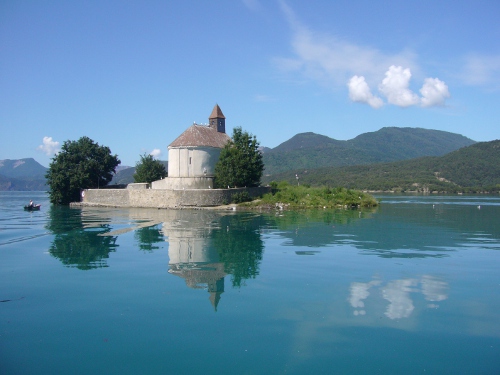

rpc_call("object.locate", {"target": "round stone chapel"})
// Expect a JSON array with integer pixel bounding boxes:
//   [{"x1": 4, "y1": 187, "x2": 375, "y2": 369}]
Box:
[{"x1": 152, "y1": 104, "x2": 231, "y2": 190}]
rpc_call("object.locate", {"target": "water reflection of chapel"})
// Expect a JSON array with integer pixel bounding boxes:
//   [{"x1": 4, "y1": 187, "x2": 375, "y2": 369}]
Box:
[{"x1": 161, "y1": 210, "x2": 227, "y2": 311}]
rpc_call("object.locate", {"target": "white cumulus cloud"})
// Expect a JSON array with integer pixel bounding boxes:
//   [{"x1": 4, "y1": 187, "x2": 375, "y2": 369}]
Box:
[
  {"x1": 277, "y1": 3, "x2": 451, "y2": 109},
  {"x1": 347, "y1": 66, "x2": 451, "y2": 108},
  {"x1": 150, "y1": 149, "x2": 162, "y2": 159},
  {"x1": 37, "y1": 136, "x2": 60, "y2": 156},
  {"x1": 348, "y1": 75, "x2": 384, "y2": 109},
  {"x1": 379, "y1": 65, "x2": 420, "y2": 107},
  {"x1": 420, "y1": 77, "x2": 450, "y2": 107}
]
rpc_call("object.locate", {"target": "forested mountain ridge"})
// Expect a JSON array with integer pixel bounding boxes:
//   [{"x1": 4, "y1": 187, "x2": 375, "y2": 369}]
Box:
[
  {"x1": 263, "y1": 127, "x2": 475, "y2": 176},
  {"x1": 263, "y1": 140, "x2": 500, "y2": 193}
]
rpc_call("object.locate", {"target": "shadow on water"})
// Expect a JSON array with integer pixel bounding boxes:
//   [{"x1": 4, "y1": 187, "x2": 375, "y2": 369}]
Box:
[{"x1": 45, "y1": 206, "x2": 119, "y2": 270}]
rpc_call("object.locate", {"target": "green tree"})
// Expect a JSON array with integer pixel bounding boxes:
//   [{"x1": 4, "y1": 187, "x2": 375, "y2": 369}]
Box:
[
  {"x1": 214, "y1": 127, "x2": 264, "y2": 188},
  {"x1": 133, "y1": 153, "x2": 167, "y2": 183},
  {"x1": 45, "y1": 136, "x2": 120, "y2": 205}
]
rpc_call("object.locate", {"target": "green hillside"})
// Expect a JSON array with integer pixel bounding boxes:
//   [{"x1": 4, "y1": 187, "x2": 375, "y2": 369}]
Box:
[
  {"x1": 263, "y1": 127, "x2": 475, "y2": 176},
  {"x1": 263, "y1": 140, "x2": 500, "y2": 193}
]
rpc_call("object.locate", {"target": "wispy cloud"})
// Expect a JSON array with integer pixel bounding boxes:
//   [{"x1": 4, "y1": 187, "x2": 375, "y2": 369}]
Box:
[
  {"x1": 254, "y1": 94, "x2": 276, "y2": 102},
  {"x1": 461, "y1": 53, "x2": 500, "y2": 88},
  {"x1": 278, "y1": 1, "x2": 450, "y2": 109},
  {"x1": 277, "y1": 1, "x2": 416, "y2": 87},
  {"x1": 37, "y1": 136, "x2": 60, "y2": 156},
  {"x1": 242, "y1": 0, "x2": 262, "y2": 12}
]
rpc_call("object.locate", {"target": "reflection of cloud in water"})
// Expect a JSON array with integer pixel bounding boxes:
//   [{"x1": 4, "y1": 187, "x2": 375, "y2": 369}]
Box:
[
  {"x1": 421, "y1": 275, "x2": 448, "y2": 307},
  {"x1": 349, "y1": 280, "x2": 381, "y2": 316},
  {"x1": 382, "y1": 279, "x2": 418, "y2": 319},
  {"x1": 349, "y1": 275, "x2": 448, "y2": 320}
]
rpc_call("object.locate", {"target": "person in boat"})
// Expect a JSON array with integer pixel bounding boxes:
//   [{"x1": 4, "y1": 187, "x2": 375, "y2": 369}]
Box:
[{"x1": 28, "y1": 200, "x2": 34, "y2": 207}]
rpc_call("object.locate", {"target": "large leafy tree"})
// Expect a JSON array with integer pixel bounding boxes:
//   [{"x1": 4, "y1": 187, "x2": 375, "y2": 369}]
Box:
[
  {"x1": 46, "y1": 136, "x2": 120, "y2": 205},
  {"x1": 214, "y1": 127, "x2": 264, "y2": 188},
  {"x1": 133, "y1": 153, "x2": 167, "y2": 184}
]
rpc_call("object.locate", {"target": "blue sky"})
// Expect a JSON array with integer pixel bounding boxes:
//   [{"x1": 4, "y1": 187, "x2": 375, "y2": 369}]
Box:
[{"x1": 1, "y1": 0, "x2": 499, "y2": 167}]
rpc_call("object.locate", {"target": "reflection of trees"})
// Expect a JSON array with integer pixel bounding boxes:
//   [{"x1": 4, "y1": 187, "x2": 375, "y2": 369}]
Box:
[
  {"x1": 268, "y1": 209, "x2": 377, "y2": 248},
  {"x1": 46, "y1": 206, "x2": 118, "y2": 270},
  {"x1": 211, "y1": 214, "x2": 266, "y2": 287},
  {"x1": 134, "y1": 224, "x2": 163, "y2": 252},
  {"x1": 272, "y1": 208, "x2": 376, "y2": 228},
  {"x1": 260, "y1": 206, "x2": 478, "y2": 258}
]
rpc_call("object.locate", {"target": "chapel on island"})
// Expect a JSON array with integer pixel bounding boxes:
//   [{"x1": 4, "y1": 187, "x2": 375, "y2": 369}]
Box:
[
  {"x1": 80, "y1": 105, "x2": 269, "y2": 208},
  {"x1": 152, "y1": 104, "x2": 231, "y2": 190}
]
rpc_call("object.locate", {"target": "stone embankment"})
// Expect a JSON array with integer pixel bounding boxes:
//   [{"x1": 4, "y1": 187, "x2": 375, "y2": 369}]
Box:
[{"x1": 74, "y1": 184, "x2": 270, "y2": 209}]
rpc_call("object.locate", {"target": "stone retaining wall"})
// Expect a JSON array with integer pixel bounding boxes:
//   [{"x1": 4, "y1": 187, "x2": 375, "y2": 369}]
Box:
[{"x1": 80, "y1": 186, "x2": 270, "y2": 208}]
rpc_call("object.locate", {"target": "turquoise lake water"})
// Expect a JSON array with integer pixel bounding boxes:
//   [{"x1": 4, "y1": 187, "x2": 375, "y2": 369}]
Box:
[{"x1": 1, "y1": 191, "x2": 499, "y2": 374}]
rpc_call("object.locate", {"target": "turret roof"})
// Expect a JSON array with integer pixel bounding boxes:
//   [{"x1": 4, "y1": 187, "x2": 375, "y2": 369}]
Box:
[{"x1": 209, "y1": 104, "x2": 225, "y2": 119}]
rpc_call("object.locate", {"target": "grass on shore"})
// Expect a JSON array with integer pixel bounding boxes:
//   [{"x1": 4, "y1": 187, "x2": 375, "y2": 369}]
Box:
[{"x1": 241, "y1": 181, "x2": 379, "y2": 209}]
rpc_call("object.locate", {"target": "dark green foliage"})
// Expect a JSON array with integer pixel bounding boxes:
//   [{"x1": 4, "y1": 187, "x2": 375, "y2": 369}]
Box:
[
  {"x1": 214, "y1": 127, "x2": 264, "y2": 188},
  {"x1": 133, "y1": 153, "x2": 167, "y2": 184},
  {"x1": 263, "y1": 128, "x2": 475, "y2": 176},
  {"x1": 264, "y1": 140, "x2": 500, "y2": 193},
  {"x1": 45, "y1": 137, "x2": 120, "y2": 205}
]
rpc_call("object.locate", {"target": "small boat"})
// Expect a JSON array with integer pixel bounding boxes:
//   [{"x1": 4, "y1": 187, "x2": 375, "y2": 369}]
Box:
[{"x1": 24, "y1": 204, "x2": 41, "y2": 211}]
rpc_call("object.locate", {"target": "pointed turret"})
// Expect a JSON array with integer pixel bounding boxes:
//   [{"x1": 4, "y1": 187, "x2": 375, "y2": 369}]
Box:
[
  {"x1": 209, "y1": 104, "x2": 226, "y2": 133},
  {"x1": 208, "y1": 277, "x2": 224, "y2": 312}
]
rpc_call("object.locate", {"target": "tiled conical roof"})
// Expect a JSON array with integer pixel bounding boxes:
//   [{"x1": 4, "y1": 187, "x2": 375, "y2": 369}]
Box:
[{"x1": 169, "y1": 124, "x2": 231, "y2": 148}]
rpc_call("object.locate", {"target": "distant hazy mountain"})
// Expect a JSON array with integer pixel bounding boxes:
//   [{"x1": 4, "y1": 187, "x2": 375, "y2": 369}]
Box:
[
  {"x1": 264, "y1": 140, "x2": 500, "y2": 192},
  {"x1": 110, "y1": 161, "x2": 168, "y2": 185},
  {"x1": 263, "y1": 127, "x2": 476, "y2": 176},
  {"x1": 0, "y1": 158, "x2": 48, "y2": 191},
  {"x1": 0, "y1": 158, "x2": 47, "y2": 178},
  {"x1": 0, "y1": 158, "x2": 136, "y2": 191},
  {"x1": 110, "y1": 167, "x2": 136, "y2": 185},
  {"x1": 115, "y1": 165, "x2": 133, "y2": 172}
]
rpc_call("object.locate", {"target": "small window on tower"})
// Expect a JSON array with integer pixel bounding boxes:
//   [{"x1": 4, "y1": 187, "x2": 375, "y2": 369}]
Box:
[{"x1": 189, "y1": 157, "x2": 192, "y2": 164}]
